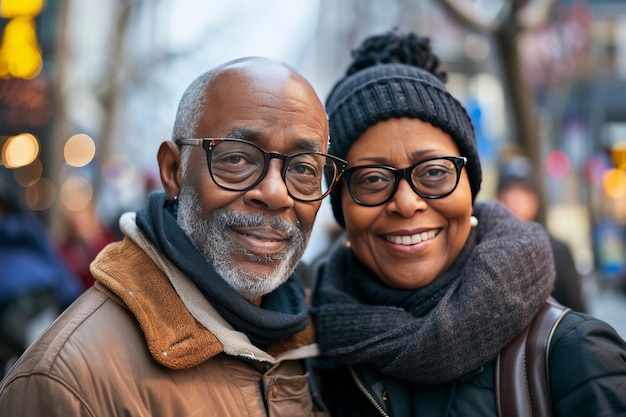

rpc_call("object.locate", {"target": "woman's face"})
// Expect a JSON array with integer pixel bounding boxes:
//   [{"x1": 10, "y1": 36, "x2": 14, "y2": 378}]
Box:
[{"x1": 342, "y1": 117, "x2": 473, "y2": 289}]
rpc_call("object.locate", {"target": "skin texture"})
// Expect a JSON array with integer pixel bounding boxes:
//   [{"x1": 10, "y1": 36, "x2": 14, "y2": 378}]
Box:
[
  {"x1": 342, "y1": 117, "x2": 473, "y2": 289},
  {"x1": 157, "y1": 58, "x2": 329, "y2": 305}
]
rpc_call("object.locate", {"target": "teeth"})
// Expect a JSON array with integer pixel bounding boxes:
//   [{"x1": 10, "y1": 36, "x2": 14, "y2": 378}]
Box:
[{"x1": 386, "y1": 230, "x2": 437, "y2": 245}]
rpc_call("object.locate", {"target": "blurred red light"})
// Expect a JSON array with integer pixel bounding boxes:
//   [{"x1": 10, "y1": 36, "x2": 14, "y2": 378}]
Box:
[{"x1": 546, "y1": 150, "x2": 570, "y2": 179}]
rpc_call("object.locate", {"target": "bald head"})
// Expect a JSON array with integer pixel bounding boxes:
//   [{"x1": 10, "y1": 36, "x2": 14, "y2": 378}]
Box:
[{"x1": 171, "y1": 57, "x2": 322, "y2": 141}]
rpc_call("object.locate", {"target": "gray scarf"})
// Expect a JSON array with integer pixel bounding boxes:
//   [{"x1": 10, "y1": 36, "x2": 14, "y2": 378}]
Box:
[{"x1": 311, "y1": 201, "x2": 554, "y2": 384}]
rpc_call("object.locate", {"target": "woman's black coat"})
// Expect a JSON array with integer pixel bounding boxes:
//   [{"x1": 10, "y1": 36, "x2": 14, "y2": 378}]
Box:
[{"x1": 315, "y1": 311, "x2": 626, "y2": 416}]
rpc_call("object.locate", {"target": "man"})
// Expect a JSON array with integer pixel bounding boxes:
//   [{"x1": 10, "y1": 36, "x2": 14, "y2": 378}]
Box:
[
  {"x1": 497, "y1": 155, "x2": 587, "y2": 312},
  {"x1": 0, "y1": 57, "x2": 345, "y2": 416}
]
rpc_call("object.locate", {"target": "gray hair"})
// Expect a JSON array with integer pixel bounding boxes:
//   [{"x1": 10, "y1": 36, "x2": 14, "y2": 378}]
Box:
[{"x1": 171, "y1": 72, "x2": 213, "y2": 141}]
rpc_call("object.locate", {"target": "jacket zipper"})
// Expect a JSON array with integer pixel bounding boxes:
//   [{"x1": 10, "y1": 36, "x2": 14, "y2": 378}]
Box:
[{"x1": 348, "y1": 366, "x2": 390, "y2": 417}]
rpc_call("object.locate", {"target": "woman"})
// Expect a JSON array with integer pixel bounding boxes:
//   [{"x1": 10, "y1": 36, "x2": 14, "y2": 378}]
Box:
[{"x1": 311, "y1": 30, "x2": 626, "y2": 416}]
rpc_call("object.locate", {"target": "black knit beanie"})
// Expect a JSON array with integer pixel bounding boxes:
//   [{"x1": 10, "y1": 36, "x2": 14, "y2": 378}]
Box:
[{"x1": 326, "y1": 58, "x2": 482, "y2": 228}]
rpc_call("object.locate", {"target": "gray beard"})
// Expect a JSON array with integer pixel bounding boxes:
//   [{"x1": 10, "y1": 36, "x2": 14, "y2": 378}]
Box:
[{"x1": 176, "y1": 184, "x2": 308, "y2": 299}]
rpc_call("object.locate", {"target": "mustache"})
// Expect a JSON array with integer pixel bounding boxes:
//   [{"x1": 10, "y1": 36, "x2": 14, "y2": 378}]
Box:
[{"x1": 217, "y1": 210, "x2": 301, "y2": 238}]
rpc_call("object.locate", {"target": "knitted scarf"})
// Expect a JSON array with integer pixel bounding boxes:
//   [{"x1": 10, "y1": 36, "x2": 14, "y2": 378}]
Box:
[
  {"x1": 311, "y1": 201, "x2": 555, "y2": 384},
  {"x1": 136, "y1": 191, "x2": 308, "y2": 347}
]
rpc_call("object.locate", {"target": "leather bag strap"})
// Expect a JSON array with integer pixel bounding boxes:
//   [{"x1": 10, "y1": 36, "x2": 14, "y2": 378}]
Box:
[{"x1": 496, "y1": 298, "x2": 571, "y2": 417}]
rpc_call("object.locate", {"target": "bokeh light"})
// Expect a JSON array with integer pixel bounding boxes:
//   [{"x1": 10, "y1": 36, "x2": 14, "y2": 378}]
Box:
[
  {"x1": 60, "y1": 175, "x2": 93, "y2": 211},
  {"x1": 1, "y1": 133, "x2": 39, "y2": 168},
  {"x1": 0, "y1": 0, "x2": 45, "y2": 18},
  {"x1": 602, "y1": 168, "x2": 626, "y2": 199},
  {"x1": 545, "y1": 150, "x2": 570, "y2": 179},
  {"x1": 64, "y1": 133, "x2": 96, "y2": 167},
  {"x1": 25, "y1": 177, "x2": 56, "y2": 211},
  {"x1": 0, "y1": 16, "x2": 42, "y2": 79}
]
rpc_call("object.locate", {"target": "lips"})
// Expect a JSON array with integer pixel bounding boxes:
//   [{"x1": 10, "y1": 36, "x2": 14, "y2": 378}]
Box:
[
  {"x1": 231, "y1": 226, "x2": 289, "y2": 241},
  {"x1": 230, "y1": 226, "x2": 290, "y2": 254},
  {"x1": 384, "y1": 229, "x2": 439, "y2": 246}
]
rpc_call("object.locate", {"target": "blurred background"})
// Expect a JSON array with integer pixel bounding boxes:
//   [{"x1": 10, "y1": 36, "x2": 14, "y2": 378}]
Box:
[{"x1": 0, "y1": 0, "x2": 625, "y2": 334}]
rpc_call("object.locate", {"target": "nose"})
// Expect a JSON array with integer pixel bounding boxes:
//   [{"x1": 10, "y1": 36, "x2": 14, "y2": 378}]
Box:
[
  {"x1": 243, "y1": 158, "x2": 294, "y2": 210},
  {"x1": 385, "y1": 178, "x2": 427, "y2": 217}
]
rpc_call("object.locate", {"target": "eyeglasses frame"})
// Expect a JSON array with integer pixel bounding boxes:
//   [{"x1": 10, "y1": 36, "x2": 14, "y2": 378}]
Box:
[
  {"x1": 342, "y1": 155, "x2": 468, "y2": 207},
  {"x1": 177, "y1": 138, "x2": 348, "y2": 202}
]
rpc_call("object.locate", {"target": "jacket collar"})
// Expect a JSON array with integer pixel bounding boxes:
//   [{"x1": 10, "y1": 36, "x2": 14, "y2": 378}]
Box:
[{"x1": 90, "y1": 212, "x2": 318, "y2": 370}]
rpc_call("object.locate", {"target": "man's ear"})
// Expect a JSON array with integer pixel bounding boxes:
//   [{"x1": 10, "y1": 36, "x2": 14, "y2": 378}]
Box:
[{"x1": 157, "y1": 141, "x2": 183, "y2": 199}]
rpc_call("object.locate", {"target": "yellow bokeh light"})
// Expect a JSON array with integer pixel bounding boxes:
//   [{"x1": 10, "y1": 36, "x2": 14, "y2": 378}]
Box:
[
  {"x1": 2, "y1": 17, "x2": 38, "y2": 46},
  {"x1": 0, "y1": 16, "x2": 43, "y2": 79},
  {"x1": 8, "y1": 44, "x2": 42, "y2": 79},
  {"x1": 1, "y1": 133, "x2": 39, "y2": 168},
  {"x1": 64, "y1": 133, "x2": 96, "y2": 167},
  {"x1": 602, "y1": 168, "x2": 626, "y2": 199},
  {"x1": 610, "y1": 141, "x2": 626, "y2": 170},
  {"x1": 60, "y1": 175, "x2": 93, "y2": 212},
  {"x1": 0, "y1": 0, "x2": 45, "y2": 18}
]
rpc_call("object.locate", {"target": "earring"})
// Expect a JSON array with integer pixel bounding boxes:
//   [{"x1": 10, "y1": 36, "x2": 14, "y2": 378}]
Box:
[
  {"x1": 343, "y1": 239, "x2": 352, "y2": 249},
  {"x1": 172, "y1": 195, "x2": 179, "y2": 203},
  {"x1": 470, "y1": 215, "x2": 478, "y2": 228}
]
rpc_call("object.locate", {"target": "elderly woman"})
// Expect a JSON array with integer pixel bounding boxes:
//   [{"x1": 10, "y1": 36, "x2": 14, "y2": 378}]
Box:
[{"x1": 311, "y1": 30, "x2": 626, "y2": 416}]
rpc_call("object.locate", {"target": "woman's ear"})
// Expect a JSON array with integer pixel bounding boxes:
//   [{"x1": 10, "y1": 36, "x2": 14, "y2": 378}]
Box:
[{"x1": 157, "y1": 141, "x2": 183, "y2": 199}]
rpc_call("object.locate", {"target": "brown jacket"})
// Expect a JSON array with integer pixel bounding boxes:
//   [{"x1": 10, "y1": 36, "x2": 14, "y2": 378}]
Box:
[{"x1": 0, "y1": 213, "x2": 327, "y2": 417}]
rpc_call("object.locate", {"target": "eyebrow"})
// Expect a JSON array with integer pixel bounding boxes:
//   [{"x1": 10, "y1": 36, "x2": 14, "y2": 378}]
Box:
[
  {"x1": 224, "y1": 128, "x2": 257, "y2": 140},
  {"x1": 224, "y1": 127, "x2": 321, "y2": 152},
  {"x1": 352, "y1": 149, "x2": 451, "y2": 165}
]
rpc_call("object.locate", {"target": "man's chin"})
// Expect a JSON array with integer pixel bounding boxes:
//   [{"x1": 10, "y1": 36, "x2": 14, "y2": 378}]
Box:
[{"x1": 224, "y1": 270, "x2": 284, "y2": 300}]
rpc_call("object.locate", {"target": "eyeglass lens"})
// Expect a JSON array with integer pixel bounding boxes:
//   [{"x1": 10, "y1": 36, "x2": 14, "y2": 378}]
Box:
[
  {"x1": 209, "y1": 140, "x2": 339, "y2": 201},
  {"x1": 347, "y1": 157, "x2": 462, "y2": 205}
]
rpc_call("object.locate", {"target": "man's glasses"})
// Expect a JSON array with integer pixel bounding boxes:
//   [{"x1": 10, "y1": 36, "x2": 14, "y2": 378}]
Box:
[
  {"x1": 342, "y1": 156, "x2": 467, "y2": 206},
  {"x1": 178, "y1": 138, "x2": 347, "y2": 202}
]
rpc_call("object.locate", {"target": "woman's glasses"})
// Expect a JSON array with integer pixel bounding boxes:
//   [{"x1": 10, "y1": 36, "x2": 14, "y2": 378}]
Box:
[{"x1": 342, "y1": 156, "x2": 467, "y2": 206}]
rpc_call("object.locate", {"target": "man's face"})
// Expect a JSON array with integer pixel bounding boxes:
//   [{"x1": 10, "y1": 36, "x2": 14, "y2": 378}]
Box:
[
  {"x1": 498, "y1": 184, "x2": 539, "y2": 222},
  {"x1": 174, "y1": 63, "x2": 328, "y2": 302}
]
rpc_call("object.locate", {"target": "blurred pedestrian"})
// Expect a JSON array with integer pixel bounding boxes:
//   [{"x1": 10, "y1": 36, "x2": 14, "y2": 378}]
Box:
[
  {"x1": 58, "y1": 203, "x2": 119, "y2": 290},
  {"x1": 497, "y1": 155, "x2": 587, "y2": 312},
  {"x1": 0, "y1": 176, "x2": 82, "y2": 377}
]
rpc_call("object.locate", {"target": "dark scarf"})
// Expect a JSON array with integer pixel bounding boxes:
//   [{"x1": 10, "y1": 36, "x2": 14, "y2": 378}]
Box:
[
  {"x1": 311, "y1": 201, "x2": 555, "y2": 384},
  {"x1": 136, "y1": 191, "x2": 308, "y2": 347}
]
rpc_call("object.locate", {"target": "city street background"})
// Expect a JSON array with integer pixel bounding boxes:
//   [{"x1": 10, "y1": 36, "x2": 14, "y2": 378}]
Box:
[{"x1": 1, "y1": 0, "x2": 625, "y2": 361}]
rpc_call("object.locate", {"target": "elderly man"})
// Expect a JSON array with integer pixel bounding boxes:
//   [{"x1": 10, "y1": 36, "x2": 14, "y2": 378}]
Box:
[{"x1": 0, "y1": 57, "x2": 345, "y2": 416}]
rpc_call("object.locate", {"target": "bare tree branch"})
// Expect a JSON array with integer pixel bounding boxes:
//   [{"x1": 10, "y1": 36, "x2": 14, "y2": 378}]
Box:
[{"x1": 436, "y1": 0, "x2": 513, "y2": 33}]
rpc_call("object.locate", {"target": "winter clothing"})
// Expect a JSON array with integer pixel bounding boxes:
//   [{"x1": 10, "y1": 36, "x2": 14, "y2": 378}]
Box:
[
  {"x1": 311, "y1": 202, "x2": 626, "y2": 416},
  {"x1": 0, "y1": 209, "x2": 82, "y2": 376},
  {"x1": 0, "y1": 210, "x2": 81, "y2": 308},
  {"x1": 0, "y1": 203, "x2": 327, "y2": 417},
  {"x1": 136, "y1": 192, "x2": 310, "y2": 347},
  {"x1": 550, "y1": 235, "x2": 587, "y2": 312},
  {"x1": 316, "y1": 312, "x2": 626, "y2": 417}
]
